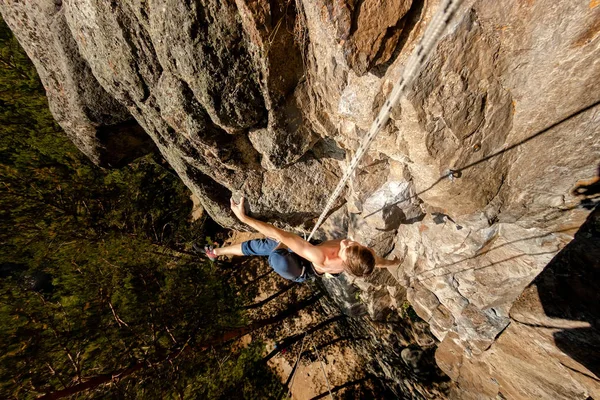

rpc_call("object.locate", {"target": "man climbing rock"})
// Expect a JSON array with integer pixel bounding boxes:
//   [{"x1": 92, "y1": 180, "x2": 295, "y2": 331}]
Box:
[{"x1": 203, "y1": 197, "x2": 399, "y2": 282}]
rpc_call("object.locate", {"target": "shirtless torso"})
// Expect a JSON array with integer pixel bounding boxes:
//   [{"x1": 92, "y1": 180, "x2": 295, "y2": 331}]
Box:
[
  {"x1": 279, "y1": 238, "x2": 374, "y2": 274},
  {"x1": 304, "y1": 239, "x2": 345, "y2": 274}
]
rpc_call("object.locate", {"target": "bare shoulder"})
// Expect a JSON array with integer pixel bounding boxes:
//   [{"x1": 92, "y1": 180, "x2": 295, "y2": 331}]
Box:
[
  {"x1": 306, "y1": 243, "x2": 328, "y2": 264},
  {"x1": 317, "y1": 239, "x2": 343, "y2": 247}
]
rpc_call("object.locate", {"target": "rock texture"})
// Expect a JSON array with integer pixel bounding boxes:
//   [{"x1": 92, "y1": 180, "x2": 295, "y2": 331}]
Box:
[
  {"x1": 436, "y1": 208, "x2": 600, "y2": 399},
  {"x1": 0, "y1": 0, "x2": 154, "y2": 167},
  {"x1": 2, "y1": 0, "x2": 599, "y2": 397}
]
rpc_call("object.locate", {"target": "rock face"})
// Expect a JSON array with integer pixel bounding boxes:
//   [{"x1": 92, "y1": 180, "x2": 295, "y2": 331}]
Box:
[
  {"x1": 436, "y1": 208, "x2": 600, "y2": 399},
  {"x1": 2, "y1": 0, "x2": 599, "y2": 397},
  {"x1": 0, "y1": 0, "x2": 155, "y2": 167}
]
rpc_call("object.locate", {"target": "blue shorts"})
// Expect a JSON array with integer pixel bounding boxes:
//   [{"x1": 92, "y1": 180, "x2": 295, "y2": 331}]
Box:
[{"x1": 241, "y1": 239, "x2": 307, "y2": 283}]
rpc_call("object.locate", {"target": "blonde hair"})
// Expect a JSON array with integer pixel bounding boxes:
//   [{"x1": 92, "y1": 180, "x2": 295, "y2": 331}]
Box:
[{"x1": 345, "y1": 245, "x2": 375, "y2": 277}]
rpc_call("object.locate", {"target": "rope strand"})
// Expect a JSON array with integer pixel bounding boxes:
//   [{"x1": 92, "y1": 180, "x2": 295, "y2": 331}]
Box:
[
  {"x1": 312, "y1": 335, "x2": 334, "y2": 399},
  {"x1": 308, "y1": 0, "x2": 467, "y2": 241},
  {"x1": 285, "y1": 333, "x2": 309, "y2": 399}
]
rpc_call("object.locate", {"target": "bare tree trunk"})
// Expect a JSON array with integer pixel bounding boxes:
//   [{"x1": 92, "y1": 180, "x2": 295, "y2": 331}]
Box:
[
  {"x1": 239, "y1": 269, "x2": 274, "y2": 289},
  {"x1": 300, "y1": 336, "x2": 366, "y2": 358},
  {"x1": 243, "y1": 282, "x2": 296, "y2": 310},
  {"x1": 206, "y1": 292, "x2": 324, "y2": 348},
  {"x1": 37, "y1": 364, "x2": 146, "y2": 400},
  {"x1": 264, "y1": 315, "x2": 343, "y2": 363},
  {"x1": 310, "y1": 377, "x2": 371, "y2": 400},
  {"x1": 38, "y1": 293, "x2": 324, "y2": 400}
]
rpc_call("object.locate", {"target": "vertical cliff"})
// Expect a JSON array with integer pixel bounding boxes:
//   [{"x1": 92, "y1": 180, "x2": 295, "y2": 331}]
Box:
[{"x1": 1, "y1": 0, "x2": 598, "y2": 397}]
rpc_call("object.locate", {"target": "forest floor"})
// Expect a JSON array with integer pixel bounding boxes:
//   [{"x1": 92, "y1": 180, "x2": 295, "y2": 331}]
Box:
[{"x1": 268, "y1": 343, "x2": 365, "y2": 400}]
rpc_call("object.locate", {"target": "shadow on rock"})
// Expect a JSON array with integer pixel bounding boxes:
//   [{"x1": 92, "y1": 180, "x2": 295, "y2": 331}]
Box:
[
  {"x1": 540, "y1": 206, "x2": 600, "y2": 377},
  {"x1": 511, "y1": 205, "x2": 600, "y2": 379},
  {"x1": 318, "y1": 271, "x2": 453, "y2": 397}
]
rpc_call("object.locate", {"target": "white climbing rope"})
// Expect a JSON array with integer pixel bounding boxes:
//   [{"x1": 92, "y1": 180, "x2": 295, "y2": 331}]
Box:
[{"x1": 307, "y1": 0, "x2": 467, "y2": 241}]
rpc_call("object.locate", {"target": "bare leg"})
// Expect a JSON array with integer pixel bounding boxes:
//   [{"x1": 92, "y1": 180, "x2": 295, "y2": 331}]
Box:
[{"x1": 214, "y1": 243, "x2": 244, "y2": 257}]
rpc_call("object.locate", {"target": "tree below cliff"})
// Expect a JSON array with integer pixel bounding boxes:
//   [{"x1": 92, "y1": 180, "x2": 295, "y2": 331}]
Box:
[{"x1": 0, "y1": 18, "x2": 285, "y2": 399}]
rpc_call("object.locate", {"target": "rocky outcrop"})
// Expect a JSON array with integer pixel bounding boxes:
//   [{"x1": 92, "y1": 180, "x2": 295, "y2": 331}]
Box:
[
  {"x1": 2, "y1": 0, "x2": 599, "y2": 397},
  {"x1": 435, "y1": 208, "x2": 600, "y2": 399},
  {"x1": 0, "y1": 0, "x2": 154, "y2": 167}
]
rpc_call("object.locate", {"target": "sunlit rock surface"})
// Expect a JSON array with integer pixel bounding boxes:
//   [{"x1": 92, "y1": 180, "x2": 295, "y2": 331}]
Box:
[{"x1": 1, "y1": 0, "x2": 599, "y2": 397}]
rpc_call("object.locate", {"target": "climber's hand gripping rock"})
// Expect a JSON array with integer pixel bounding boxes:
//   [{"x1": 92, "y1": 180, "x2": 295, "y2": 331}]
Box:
[{"x1": 230, "y1": 196, "x2": 247, "y2": 222}]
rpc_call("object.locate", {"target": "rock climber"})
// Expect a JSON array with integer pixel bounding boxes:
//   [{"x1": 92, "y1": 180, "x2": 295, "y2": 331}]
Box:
[{"x1": 203, "y1": 197, "x2": 399, "y2": 282}]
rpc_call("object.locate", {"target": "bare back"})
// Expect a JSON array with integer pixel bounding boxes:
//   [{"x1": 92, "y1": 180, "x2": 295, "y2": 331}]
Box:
[{"x1": 311, "y1": 239, "x2": 345, "y2": 274}]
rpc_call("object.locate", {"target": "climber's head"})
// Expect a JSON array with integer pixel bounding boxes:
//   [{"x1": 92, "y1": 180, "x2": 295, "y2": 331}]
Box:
[{"x1": 339, "y1": 239, "x2": 375, "y2": 277}]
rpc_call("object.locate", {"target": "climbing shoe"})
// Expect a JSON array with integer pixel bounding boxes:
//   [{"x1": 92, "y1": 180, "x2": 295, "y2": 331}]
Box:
[
  {"x1": 203, "y1": 244, "x2": 218, "y2": 261},
  {"x1": 192, "y1": 243, "x2": 218, "y2": 261}
]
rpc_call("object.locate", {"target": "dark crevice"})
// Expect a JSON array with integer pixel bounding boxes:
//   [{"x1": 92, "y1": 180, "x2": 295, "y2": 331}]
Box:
[
  {"x1": 296, "y1": 140, "x2": 345, "y2": 169},
  {"x1": 189, "y1": 0, "x2": 207, "y2": 40},
  {"x1": 349, "y1": 0, "x2": 366, "y2": 36},
  {"x1": 480, "y1": 91, "x2": 488, "y2": 113},
  {"x1": 184, "y1": 164, "x2": 235, "y2": 212},
  {"x1": 371, "y1": 16, "x2": 407, "y2": 73},
  {"x1": 485, "y1": 172, "x2": 506, "y2": 211},
  {"x1": 489, "y1": 320, "x2": 511, "y2": 347},
  {"x1": 559, "y1": 362, "x2": 600, "y2": 383},
  {"x1": 268, "y1": 0, "x2": 285, "y2": 24},
  {"x1": 138, "y1": 1, "x2": 150, "y2": 23},
  {"x1": 96, "y1": 119, "x2": 157, "y2": 168},
  {"x1": 371, "y1": 0, "x2": 426, "y2": 77}
]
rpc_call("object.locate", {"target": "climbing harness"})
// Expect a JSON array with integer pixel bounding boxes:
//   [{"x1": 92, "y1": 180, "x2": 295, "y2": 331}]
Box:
[{"x1": 308, "y1": 0, "x2": 467, "y2": 241}]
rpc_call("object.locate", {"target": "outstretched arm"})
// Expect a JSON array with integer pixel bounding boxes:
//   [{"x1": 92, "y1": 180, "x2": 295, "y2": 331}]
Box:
[
  {"x1": 230, "y1": 197, "x2": 325, "y2": 265},
  {"x1": 374, "y1": 255, "x2": 401, "y2": 269}
]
